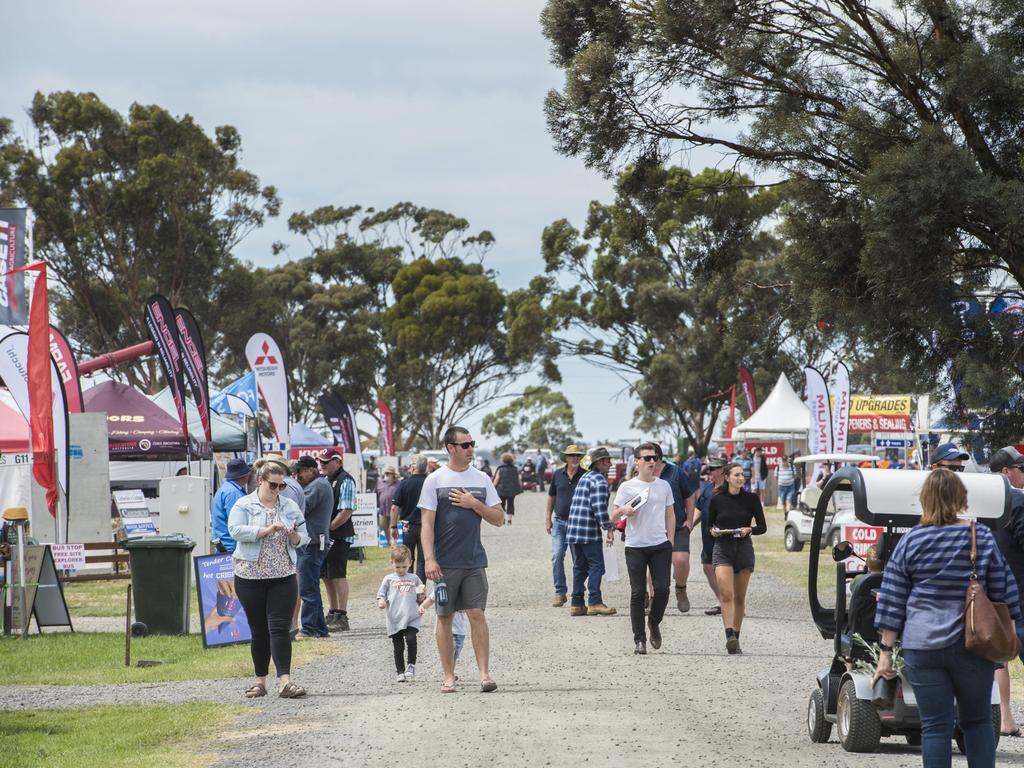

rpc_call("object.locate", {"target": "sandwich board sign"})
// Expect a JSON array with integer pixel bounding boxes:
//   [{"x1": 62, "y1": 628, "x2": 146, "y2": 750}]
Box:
[{"x1": 7, "y1": 545, "x2": 73, "y2": 634}]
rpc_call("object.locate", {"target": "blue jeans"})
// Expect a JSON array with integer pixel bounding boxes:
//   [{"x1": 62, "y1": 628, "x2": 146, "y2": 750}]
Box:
[
  {"x1": 453, "y1": 632, "x2": 465, "y2": 661},
  {"x1": 569, "y1": 540, "x2": 605, "y2": 607},
  {"x1": 297, "y1": 543, "x2": 329, "y2": 637},
  {"x1": 903, "y1": 637, "x2": 996, "y2": 768},
  {"x1": 551, "y1": 518, "x2": 569, "y2": 595}
]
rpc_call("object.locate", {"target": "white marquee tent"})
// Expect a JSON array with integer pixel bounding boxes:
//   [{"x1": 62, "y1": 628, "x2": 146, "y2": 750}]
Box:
[{"x1": 733, "y1": 373, "x2": 810, "y2": 439}]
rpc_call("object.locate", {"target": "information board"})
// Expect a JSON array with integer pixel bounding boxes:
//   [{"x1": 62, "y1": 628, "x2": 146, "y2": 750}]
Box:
[
  {"x1": 353, "y1": 493, "x2": 379, "y2": 547},
  {"x1": 50, "y1": 543, "x2": 86, "y2": 570},
  {"x1": 8, "y1": 545, "x2": 72, "y2": 633},
  {"x1": 194, "y1": 554, "x2": 252, "y2": 649},
  {"x1": 113, "y1": 489, "x2": 156, "y2": 535}
]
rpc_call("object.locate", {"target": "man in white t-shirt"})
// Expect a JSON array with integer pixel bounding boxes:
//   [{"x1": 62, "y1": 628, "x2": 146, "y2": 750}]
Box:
[
  {"x1": 419, "y1": 426, "x2": 504, "y2": 693},
  {"x1": 611, "y1": 441, "x2": 675, "y2": 656}
]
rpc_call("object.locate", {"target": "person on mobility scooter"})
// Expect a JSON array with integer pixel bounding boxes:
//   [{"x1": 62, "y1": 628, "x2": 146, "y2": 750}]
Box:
[{"x1": 806, "y1": 465, "x2": 1014, "y2": 756}]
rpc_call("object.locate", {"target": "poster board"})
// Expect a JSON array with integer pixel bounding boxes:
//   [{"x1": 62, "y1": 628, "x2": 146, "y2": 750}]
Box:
[
  {"x1": 113, "y1": 489, "x2": 156, "y2": 535},
  {"x1": 194, "y1": 554, "x2": 251, "y2": 648},
  {"x1": 8, "y1": 545, "x2": 73, "y2": 633},
  {"x1": 839, "y1": 524, "x2": 884, "y2": 574},
  {"x1": 353, "y1": 493, "x2": 379, "y2": 547}
]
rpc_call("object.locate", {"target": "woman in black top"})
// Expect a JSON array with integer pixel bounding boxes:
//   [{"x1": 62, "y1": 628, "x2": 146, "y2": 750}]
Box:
[
  {"x1": 493, "y1": 453, "x2": 522, "y2": 525},
  {"x1": 708, "y1": 462, "x2": 767, "y2": 654}
]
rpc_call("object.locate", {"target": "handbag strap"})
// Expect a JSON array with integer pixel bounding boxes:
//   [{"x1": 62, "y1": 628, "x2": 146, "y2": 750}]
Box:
[{"x1": 969, "y1": 519, "x2": 978, "y2": 580}]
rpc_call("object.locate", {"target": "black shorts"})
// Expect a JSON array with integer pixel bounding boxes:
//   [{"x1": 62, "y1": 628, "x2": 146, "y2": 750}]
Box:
[
  {"x1": 321, "y1": 539, "x2": 351, "y2": 579},
  {"x1": 672, "y1": 525, "x2": 691, "y2": 553},
  {"x1": 711, "y1": 537, "x2": 755, "y2": 572}
]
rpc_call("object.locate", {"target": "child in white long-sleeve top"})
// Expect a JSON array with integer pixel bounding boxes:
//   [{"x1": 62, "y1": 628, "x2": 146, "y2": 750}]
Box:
[
  {"x1": 377, "y1": 545, "x2": 424, "y2": 682},
  {"x1": 420, "y1": 590, "x2": 468, "y2": 663}
]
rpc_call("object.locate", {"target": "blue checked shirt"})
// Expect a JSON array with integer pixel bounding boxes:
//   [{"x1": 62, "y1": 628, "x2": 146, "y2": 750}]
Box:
[{"x1": 566, "y1": 469, "x2": 612, "y2": 543}]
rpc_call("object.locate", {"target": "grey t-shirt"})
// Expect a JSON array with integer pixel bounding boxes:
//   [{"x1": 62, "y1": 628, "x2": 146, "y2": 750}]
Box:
[
  {"x1": 377, "y1": 572, "x2": 423, "y2": 636},
  {"x1": 417, "y1": 465, "x2": 501, "y2": 569},
  {"x1": 301, "y1": 475, "x2": 334, "y2": 542}
]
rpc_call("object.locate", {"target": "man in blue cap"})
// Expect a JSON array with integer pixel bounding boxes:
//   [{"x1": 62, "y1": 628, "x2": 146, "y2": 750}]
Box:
[
  {"x1": 212, "y1": 458, "x2": 251, "y2": 553},
  {"x1": 929, "y1": 442, "x2": 969, "y2": 471}
]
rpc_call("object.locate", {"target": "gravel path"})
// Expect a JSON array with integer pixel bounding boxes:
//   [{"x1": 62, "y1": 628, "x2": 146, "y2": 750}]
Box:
[{"x1": 7, "y1": 492, "x2": 1024, "y2": 766}]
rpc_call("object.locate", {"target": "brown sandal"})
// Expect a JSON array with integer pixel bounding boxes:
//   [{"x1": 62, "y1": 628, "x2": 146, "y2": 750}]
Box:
[
  {"x1": 480, "y1": 679, "x2": 498, "y2": 693},
  {"x1": 244, "y1": 683, "x2": 267, "y2": 698},
  {"x1": 440, "y1": 681, "x2": 457, "y2": 693},
  {"x1": 279, "y1": 682, "x2": 306, "y2": 698}
]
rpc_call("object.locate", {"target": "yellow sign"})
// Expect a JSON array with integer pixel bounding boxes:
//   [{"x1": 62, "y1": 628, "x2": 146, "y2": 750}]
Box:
[{"x1": 849, "y1": 395, "x2": 912, "y2": 433}]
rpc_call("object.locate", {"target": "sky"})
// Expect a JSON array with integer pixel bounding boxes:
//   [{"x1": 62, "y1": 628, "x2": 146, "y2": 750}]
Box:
[{"x1": 2, "y1": 0, "x2": 712, "y2": 447}]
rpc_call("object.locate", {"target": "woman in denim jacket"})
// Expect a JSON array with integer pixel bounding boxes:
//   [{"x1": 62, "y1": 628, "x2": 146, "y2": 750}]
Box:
[{"x1": 229, "y1": 462, "x2": 310, "y2": 698}]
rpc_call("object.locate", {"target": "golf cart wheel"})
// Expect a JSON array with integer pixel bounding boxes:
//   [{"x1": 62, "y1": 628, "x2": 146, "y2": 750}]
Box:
[
  {"x1": 956, "y1": 704, "x2": 1002, "y2": 755},
  {"x1": 784, "y1": 526, "x2": 805, "y2": 552},
  {"x1": 808, "y1": 688, "x2": 832, "y2": 743},
  {"x1": 837, "y1": 679, "x2": 881, "y2": 752}
]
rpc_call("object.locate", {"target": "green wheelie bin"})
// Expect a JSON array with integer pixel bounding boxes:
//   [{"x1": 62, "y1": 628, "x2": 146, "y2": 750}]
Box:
[{"x1": 124, "y1": 534, "x2": 196, "y2": 635}]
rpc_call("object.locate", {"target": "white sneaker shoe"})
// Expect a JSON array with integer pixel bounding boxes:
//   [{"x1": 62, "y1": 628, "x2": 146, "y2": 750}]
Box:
[
  {"x1": 396, "y1": 672, "x2": 407, "y2": 683},
  {"x1": 405, "y1": 664, "x2": 416, "y2": 680}
]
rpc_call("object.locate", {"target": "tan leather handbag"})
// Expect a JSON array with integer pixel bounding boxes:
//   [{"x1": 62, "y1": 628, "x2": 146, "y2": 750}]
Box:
[{"x1": 964, "y1": 520, "x2": 1020, "y2": 663}]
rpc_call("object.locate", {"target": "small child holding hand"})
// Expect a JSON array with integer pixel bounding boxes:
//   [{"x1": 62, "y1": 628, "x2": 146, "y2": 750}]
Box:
[
  {"x1": 419, "y1": 590, "x2": 468, "y2": 664},
  {"x1": 377, "y1": 545, "x2": 424, "y2": 682}
]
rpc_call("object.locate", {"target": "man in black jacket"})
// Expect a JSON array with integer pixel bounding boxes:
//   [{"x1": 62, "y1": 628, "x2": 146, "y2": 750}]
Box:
[{"x1": 390, "y1": 454, "x2": 430, "y2": 581}]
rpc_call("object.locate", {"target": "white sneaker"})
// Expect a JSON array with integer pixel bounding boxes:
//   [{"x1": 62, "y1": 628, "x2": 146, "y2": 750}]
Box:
[
  {"x1": 405, "y1": 664, "x2": 416, "y2": 680},
  {"x1": 396, "y1": 672, "x2": 407, "y2": 683}
]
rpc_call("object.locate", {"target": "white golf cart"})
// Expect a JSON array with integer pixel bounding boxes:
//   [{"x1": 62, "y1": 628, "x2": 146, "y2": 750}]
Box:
[
  {"x1": 783, "y1": 454, "x2": 878, "y2": 552},
  {"x1": 806, "y1": 466, "x2": 1010, "y2": 753}
]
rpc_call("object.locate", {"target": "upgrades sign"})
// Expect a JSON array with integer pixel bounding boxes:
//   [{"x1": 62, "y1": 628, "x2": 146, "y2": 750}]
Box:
[{"x1": 849, "y1": 395, "x2": 912, "y2": 433}]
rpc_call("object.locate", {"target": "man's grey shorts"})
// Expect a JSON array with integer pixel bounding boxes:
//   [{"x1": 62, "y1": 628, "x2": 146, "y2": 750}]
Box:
[
  {"x1": 436, "y1": 567, "x2": 488, "y2": 616},
  {"x1": 672, "y1": 525, "x2": 691, "y2": 553}
]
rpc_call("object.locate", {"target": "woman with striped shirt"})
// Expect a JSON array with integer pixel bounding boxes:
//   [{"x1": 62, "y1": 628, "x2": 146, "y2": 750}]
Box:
[{"x1": 874, "y1": 469, "x2": 1020, "y2": 767}]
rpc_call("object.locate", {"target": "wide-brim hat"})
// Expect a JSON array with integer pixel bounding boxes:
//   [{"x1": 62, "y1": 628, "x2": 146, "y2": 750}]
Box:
[
  {"x1": 225, "y1": 458, "x2": 252, "y2": 480},
  {"x1": 589, "y1": 447, "x2": 612, "y2": 463},
  {"x1": 561, "y1": 443, "x2": 585, "y2": 456}
]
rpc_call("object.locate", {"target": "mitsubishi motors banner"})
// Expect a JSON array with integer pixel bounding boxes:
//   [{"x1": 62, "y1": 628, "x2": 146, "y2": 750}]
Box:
[
  {"x1": 849, "y1": 395, "x2": 912, "y2": 433},
  {"x1": 174, "y1": 308, "x2": 212, "y2": 443},
  {"x1": 831, "y1": 362, "x2": 851, "y2": 454},
  {"x1": 377, "y1": 399, "x2": 395, "y2": 457},
  {"x1": 144, "y1": 295, "x2": 189, "y2": 440},
  {"x1": 246, "y1": 333, "x2": 289, "y2": 447},
  {"x1": 0, "y1": 208, "x2": 29, "y2": 325}
]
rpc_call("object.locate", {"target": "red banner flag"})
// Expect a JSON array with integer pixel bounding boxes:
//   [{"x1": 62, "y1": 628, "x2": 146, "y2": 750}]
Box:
[
  {"x1": 738, "y1": 367, "x2": 758, "y2": 415},
  {"x1": 377, "y1": 399, "x2": 395, "y2": 456},
  {"x1": 724, "y1": 384, "x2": 736, "y2": 458}
]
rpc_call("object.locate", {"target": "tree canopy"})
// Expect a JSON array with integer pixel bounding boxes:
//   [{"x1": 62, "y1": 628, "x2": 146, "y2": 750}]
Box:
[
  {"x1": 481, "y1": 385, "x2": 579, "y2": 452},
  {"x1": 0, "y1": 91, "x2": 279, "y2": 391}
]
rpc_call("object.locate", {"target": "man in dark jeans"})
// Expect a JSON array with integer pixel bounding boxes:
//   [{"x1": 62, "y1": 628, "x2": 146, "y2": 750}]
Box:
[
  {"x1": 294, "y1": 455, "x2": 334, "y2": 638},
  {"x1": 545, "y1": 444, "x2": 586, "y2": 607},
  {"x1": 390, "y1": 454, "x2": 429, "y2": 581}
]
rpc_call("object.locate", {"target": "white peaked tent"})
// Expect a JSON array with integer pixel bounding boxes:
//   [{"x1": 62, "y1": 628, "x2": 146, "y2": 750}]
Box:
[{"x1": 733, "y1": 373, "x2": 810, "y2": 439}]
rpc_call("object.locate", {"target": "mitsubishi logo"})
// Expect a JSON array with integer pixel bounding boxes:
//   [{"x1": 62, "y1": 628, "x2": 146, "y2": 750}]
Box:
[{"x1": 254, "y1": 341, "x2": 277, "y2": 365}]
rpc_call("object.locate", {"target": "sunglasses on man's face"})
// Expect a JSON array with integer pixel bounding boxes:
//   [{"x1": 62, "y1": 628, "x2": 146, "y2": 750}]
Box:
[
  {"x1": 264, "y1": 481, "x2": 286, "y2": 490},
  {"x1": 935, "y1": 463, "x2": 964, "y2": 472},
  {"x1": 448, "y1": 441, "x2": 476, "y2": 449},
  {"x1": 638, "y1": 455, "x2": 659, "y2": 462}
]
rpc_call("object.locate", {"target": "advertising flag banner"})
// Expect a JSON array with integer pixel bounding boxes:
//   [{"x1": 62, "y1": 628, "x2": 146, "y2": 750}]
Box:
[
  {"x1": 245, "y1": 333, "x2": 290, "y2": 447},
  {"x1": 376, "y1": 399, "x2": 394, "y2": 457},
  {"x1": 738, "y1": 367, "x2": 758, "y2": 415},
  {"x1": 724, "y1": 385, "x2": 736, "y2": 458},
  {"x1": 848, "y1": 395, "x2": 912, "y2": 433},
  {"x1": 144, "y1": 295, "x2": 189, "y2": 439},
  {"x1": 174, "y1": 308, "x2": 212, "y2": 443},
  {"x1": 320, "y1": 391, "x2": 354, "y2": 453},
  {"x1": 0, "y1": 330, "x2": 69, "y2": 513},
  {"x1": 831, "y1": 362, "x2": 851, "y2": 454},
  {"x1": 804, "y1": 366, "x2": 833, "y2": 482},
  {"x1": 48, "y1": 325, "x2": 83, "y2": 413},
  {"x1": 0, "y1": 208, "x2": 28, "y2": 325},
  {"x1": 211, "y1": 371, "x2": 258, "y2": 417}
]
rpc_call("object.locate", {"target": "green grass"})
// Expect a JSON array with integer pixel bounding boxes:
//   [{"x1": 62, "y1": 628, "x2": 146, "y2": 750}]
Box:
[
  {"x1": 0, "y1": 702, "x2": 244, "y2": 768},
  {"x1": 62, "y1": 545, "x2": 392, "y2": 620},
  {"x1": 0, "y1": 632, "x2": 337, "y2": 686}
]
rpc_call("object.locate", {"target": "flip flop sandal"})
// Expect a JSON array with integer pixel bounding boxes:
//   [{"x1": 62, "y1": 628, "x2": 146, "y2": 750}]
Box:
[
  {"x1": 705, "y1": 606, "x2": 722, "y2": 616},
  {"x1": 278, "y1": 682, "x2": 306, "y2": 699},
  {"x1": 1001, "y1": 728, "x2": 1022, "y2": 737},
  {"x1": 244, "y1": 683, "x2": 267, "y2": 699},
  {"x1": 480, "y1": 679, "x2": 498, "y2": 693},
  {"x1": 441, "y1": 682, "x2": 457, "y2": 693}
]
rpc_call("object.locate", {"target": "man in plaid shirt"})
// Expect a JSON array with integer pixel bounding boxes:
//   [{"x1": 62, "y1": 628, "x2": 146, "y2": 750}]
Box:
[{"x1": 566, "y1": 447, "x2": 617, "y2": 616}]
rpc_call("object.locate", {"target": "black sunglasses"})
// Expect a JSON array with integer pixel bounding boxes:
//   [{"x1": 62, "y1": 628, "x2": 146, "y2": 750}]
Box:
[
  {"x1": 264, "y1": 481, "x2": 286, "y2": 490},
  {"x1": 935, "y1": 464, "x2": 965, "y2": 472},
  {"x1": 638, "y1": 455, "x2": 659, "y2": 462},
  {"x1": 448, "y1": 441, "x2": 476, "y2": 449}
]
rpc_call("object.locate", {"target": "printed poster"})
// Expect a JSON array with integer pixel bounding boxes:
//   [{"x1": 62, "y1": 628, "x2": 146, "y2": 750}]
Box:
[{"x1": 194, "y1": 554, "x2": 251, "y2": 648}]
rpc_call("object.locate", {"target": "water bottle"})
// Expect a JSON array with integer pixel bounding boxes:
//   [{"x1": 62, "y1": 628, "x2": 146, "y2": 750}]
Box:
[
  {"x1": 378, "y1": 528, "x2": 387, "y2": 547},
  {"x1": 435, "y1": 578, "x2": 449, "y2": 607},
  {"x1": 396, "y1": 522, "x2": 405, "y2": 546}
]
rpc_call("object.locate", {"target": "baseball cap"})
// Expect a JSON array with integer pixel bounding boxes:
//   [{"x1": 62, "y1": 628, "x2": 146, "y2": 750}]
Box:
[
  {"x1": 317, "y1": 447, "x2": 344, "y2": 462},
  {"x1": 294, "y1": 455, "x2": 319, "y2": 471},
  {"x1": 706, "y1": 457, "x2": 727, "y2": 469},
  {"x1": 931, "y1": 442, "x2": 969, "y2": 464},
  {"x1": 990, "y1": 446, "x2": 1024, "y2": 472},
  {"x1": 561, "y1": 443, "x2": 585, "y2": 456}
]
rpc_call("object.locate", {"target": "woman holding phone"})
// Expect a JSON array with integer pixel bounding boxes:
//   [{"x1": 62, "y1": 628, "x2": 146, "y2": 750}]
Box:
[
  {"x1": 612, "y1": 442, "x2": 675, "y2": 656},
  {"x1": 708, "y1": 462, "x2": 767, "y2": 655},
  {"x1": 228, "y1": 463, "x2": 310, "y2": 698}
]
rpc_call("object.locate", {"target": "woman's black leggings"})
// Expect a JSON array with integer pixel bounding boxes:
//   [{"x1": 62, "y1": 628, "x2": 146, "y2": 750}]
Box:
[
  {"x1": 234, "y1": 574, "x2": 298, "y2": 677},
  {"x1": 391, "y1": 627, "x2": 418, "y2": 672},
  {"x1": 501, "y1": 496, "x2": 516, "y2": 516}
]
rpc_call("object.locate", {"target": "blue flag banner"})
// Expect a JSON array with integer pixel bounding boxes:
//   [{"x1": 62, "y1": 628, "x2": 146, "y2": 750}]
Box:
[{"x1": 211, "y1": 372, "x2": 258, "y2": 417}]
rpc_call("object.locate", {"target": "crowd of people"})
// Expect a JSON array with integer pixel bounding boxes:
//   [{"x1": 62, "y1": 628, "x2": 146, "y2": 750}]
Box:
[{"x1": 210, "y1": 429, "x2": 1024, "y2": 768}]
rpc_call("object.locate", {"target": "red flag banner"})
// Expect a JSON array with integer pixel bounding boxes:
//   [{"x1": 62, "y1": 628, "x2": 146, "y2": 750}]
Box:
[
  {"x1": 738, "y1": 367, "x2": 758, "y2": 415},
  {"x1": 377, "y1": 399, "x2": 395, "y2": 456},
  {"x1": 174, "y1": 308, "x2": 212, "y2": 443},
  {"x1": 49, "y1": 325, "x2": 83, "y2": 413},
  {"x1": 724, "y1": 384, "x2": 736, "y2": 458}
]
